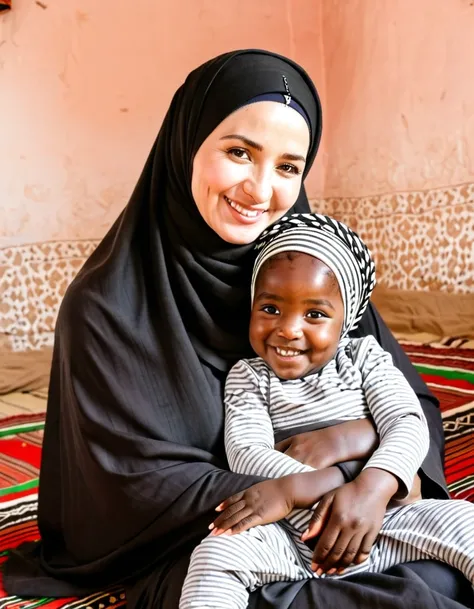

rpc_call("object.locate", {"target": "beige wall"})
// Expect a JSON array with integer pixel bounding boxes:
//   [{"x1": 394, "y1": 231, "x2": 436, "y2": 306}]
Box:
[{"x1": 0, "y1": 0, "x2": 325, "y2": 247}]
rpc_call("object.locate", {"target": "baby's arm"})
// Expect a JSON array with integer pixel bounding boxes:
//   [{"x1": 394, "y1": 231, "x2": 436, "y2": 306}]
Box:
[
  {"x1": 354, "y1": 336, "x2": 430, "y2": 498},
  {"x1": 224, "y1": 360, "x2": 314, "y2": 478},
  {"x1": 208, "y1": 360, "x2": 345, "y2": 536},
  {"x1": 297, "y1": 338, "x2": 429, "y2": 573}
]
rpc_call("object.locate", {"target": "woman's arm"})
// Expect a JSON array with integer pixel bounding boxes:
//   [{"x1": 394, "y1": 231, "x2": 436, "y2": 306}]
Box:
[{"x1": 275, "y1": 419, "x2": 378, "y2": 470}]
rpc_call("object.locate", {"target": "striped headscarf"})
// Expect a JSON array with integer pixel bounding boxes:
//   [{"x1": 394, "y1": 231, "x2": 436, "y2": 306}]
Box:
[{"x1": 252, "y1": 213, "x2": 376, "y2": 337}]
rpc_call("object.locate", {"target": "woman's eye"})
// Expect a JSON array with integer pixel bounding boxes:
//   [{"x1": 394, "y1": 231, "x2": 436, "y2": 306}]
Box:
[
  {"x1": 262, "y1": 305, "x2": 280, "y2": 315},
  {"x1": 278, "y1": 163, "x2": 301, "y2": 175},
  {"x1": 227, "y1": 148, "x2": 250, "y2": 161}
]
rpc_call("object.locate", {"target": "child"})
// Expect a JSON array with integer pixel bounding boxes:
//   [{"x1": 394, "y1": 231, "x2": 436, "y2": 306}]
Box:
[{"x1": 179, "y1": 213, "x2": 474, "y2": 609}]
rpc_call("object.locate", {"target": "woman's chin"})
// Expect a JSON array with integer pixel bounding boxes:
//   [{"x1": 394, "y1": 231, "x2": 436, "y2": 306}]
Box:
[
  {"x1": 217, "y1": 207, "x2": 292, "y2": 244},
  {"x1": 216, "y1": 219, "x2": 267, "y2": 245}
]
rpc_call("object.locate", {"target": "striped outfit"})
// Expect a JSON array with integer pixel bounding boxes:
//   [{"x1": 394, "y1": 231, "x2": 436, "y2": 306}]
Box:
[
  {"x1": 179, "y1": 214, "x2": 474, "y2": 608},
  {"x1": 180, "y1": 339, "x2": 474, "y2": 609}
]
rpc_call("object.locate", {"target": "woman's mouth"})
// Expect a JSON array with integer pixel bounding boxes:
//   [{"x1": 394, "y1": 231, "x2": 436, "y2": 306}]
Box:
[{"x1": 224, "y1": 195, "x2": 266, "y2": 223}]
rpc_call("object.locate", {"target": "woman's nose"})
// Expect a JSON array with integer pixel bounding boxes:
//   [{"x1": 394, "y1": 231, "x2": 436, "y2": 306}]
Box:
[{"x1": 243, "y1": 170, "x2": 273, "y2": 204}]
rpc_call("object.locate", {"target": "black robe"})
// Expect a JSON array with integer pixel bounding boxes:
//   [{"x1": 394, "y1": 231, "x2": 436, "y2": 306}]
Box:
[{"x1": 4, "y1": 49, "x2": 473, "y2": 609}]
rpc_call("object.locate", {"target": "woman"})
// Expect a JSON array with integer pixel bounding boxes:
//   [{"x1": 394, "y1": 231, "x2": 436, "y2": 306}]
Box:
[{"x1": 5, "y1": 50, "x2": 473, "y2": 609}]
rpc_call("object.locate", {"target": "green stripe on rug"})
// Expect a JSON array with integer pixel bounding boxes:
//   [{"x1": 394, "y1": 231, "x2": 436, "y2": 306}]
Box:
[
  {"x1": 448, "y1": 475, "x2": 474, "y2": 492},
  {"x1": 0, "y1": 478, "x2": 38, "y2": 497},
  {"x1": 414, "y1": 364, "x2": 474, "y2": 384},
  {"x1": 0, "y1": 422, "x2": 45, "y2": 437},
  {"x1": 12, "y1": 597, "x2": 57, "y2": 608}
]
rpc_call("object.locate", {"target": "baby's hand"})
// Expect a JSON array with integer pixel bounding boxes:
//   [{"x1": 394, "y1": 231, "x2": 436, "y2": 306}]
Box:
[
  {"x1": 302, "y1": 468, "x2": 398, "y2": 575},
  {"x1": 209, "y1": 478, "x2": 295, "y2": 536},
  {"x1": 389, "y1": 473, "x2": 422, "y2": 508}
]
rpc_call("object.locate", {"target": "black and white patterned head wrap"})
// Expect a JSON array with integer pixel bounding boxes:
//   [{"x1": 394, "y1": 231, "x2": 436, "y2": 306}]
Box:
[{"x1": 252, "y1": 213, "x2": 376, "y2": 337}]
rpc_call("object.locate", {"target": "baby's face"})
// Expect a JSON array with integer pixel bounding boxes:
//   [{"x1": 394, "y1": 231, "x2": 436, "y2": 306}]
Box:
[{"x1": 249, "y1": 252, "x2": 344, "y2": 380}]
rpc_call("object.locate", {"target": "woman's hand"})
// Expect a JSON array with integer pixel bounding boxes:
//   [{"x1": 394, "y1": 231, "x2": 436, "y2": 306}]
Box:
[
  {"x1": 209, "y1": 478, "x2": 295, "y2": 536},
  {"x1": 302, "y1": 468, "x2": 398, "y2": 574},
  {"x1": 275, "y1": 419, "x2": 378, "y2": 469}
]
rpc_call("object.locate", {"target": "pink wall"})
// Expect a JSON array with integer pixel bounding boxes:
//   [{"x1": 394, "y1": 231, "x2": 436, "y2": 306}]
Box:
[
  {"x1": 0, "y1": 0, "x2": 325, "y2": 247},
  {"x1": 321, "y1": 0, "x2": 474, "y2": 197},
  {"x1": 313, "y1": 0, "x2": 474, "y2": 293},
  {"x1": 1, "y1": 0, "x2": 473, "y2": 293}
]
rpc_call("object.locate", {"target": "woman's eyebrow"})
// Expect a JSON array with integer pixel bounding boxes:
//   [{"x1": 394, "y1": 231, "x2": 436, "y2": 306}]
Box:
[
  {"x1": 220, "y1": 134, "x2": 263, "y2": 151},
  {"x1": 281, "y1": 152, "x2": 306, "y2": 163},
  {"x1": 220, "y1": 134, "x2": 306, "y2": 163}
]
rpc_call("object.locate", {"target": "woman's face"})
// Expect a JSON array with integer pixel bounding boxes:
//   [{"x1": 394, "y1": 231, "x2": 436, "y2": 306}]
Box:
[{"x1": 191, "y1": 101, "x2": 310, "y2": 244}]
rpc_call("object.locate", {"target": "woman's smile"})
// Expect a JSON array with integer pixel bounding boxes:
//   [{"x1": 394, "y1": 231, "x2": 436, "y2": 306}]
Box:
[{"x1": 223, "y1": 194, "x2": 267, "y2": 224}]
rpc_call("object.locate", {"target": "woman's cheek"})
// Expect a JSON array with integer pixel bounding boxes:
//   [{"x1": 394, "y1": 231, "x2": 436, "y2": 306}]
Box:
[
  {"x1": 277, "y1": 177, "x2": 303, "y2": 211},
  {"x1": 206, "y1": 162, "x2": 228, "y2": 192},
  {"x1": 214, "y1": 158, "x2": 248, "y2": 192}
]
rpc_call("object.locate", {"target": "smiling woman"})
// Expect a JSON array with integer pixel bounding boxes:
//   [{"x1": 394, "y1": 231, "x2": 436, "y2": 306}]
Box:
[
  {"x1": 4, "y1": 49, "x2": 471, "y2": 609},
  {"x1": 191, "y1": 101, "x2": 310, "y2": 244}
]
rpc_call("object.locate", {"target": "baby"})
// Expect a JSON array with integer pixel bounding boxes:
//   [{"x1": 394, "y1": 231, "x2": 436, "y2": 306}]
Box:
[{"x1": 180, "y1": 213, "x2": 474, "y2": 609}]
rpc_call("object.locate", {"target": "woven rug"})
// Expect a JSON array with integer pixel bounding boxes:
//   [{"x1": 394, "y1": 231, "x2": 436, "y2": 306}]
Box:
[
  {"x1": 401, "y1": 343, "x2": 474, "y2": 501},
  {"x1": 0, "y1": 343, "x2": 473, "y2": 607},
  {"x1": 0, "y1": 392, "x2": 126, "y2": 608}
]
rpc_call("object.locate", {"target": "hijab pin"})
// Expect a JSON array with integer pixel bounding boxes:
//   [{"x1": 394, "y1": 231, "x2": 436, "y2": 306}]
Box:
[{"x1": 282, "y1": 75, "x2": 291, "y2": 106}]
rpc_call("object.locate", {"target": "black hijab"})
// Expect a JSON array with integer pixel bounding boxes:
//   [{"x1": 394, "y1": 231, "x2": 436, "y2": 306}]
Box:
[
  {"x1": 29, "y1": 50, "x2": 322, "y2": 587},
  {"x1": 152, "y1": 49, "x2": 321, "y2": 370}
]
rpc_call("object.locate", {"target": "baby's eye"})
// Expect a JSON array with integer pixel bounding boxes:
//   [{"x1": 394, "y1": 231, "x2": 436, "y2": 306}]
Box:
[
  {"x1": 278, "y1": 163, "x2": 301, "y2": 176},
  {"x1": 262, "y1": 305, "x2": 280, "y2": 315},
  {"x1": 306, "y1": 310, "x2": 325, "y2": 319},
  {"x1": 227, "y1": 148, "x2": 250, "y2": 161}
]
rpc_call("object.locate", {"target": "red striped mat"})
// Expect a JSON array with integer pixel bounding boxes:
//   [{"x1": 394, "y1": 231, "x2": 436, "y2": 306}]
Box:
[
  {"x1": 0, "y1": 343, "x2": 472, "y2": 607},
  {"x1": 402, "y1": 343, "x2": 474, "y2": 501}
]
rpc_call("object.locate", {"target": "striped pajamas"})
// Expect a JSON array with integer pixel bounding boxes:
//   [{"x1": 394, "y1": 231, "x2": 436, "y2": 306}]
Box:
[{"x1": 179, "y1": 336, "x2": 474, "y2": 609}]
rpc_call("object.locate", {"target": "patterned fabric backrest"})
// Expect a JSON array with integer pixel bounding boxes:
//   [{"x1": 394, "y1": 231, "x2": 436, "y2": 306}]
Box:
[
  {"x1": 311, "y1": 182, "x2": 474, "y2": 293},
  {"x1": 2, "y1": 181, "x2": 472, "y2": 352},
  {"x1": 0, "y1": 240, "x2": 99, "y2": 351}
]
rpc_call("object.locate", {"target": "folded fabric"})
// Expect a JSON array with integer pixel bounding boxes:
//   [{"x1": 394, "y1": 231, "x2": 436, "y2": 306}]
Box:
[
  {"x1": 372, "y1": 285, "x2": 474, "y2": 340},
  {"x1": 0, "y1": 347, "x2": 53, "y2": 395}
]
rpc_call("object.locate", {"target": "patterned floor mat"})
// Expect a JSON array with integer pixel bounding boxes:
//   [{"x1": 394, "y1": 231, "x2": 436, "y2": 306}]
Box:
[
  {"x1": 0, "y1": 343, "x2": 473, "y2": 607},
  {"x1": 402, "y1": 343, "x2": 474, "y2": 501}
]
